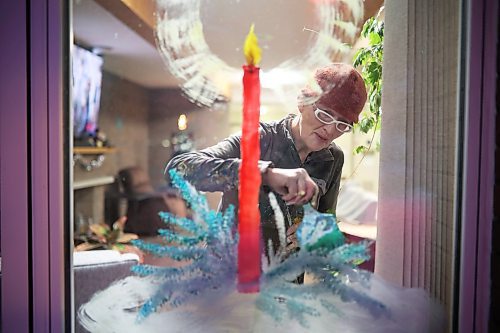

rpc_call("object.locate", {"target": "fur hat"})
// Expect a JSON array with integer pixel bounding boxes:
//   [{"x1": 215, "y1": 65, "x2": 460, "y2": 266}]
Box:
[{"x1": 301, "y1": 63, "x2": 367, "y2": 124}]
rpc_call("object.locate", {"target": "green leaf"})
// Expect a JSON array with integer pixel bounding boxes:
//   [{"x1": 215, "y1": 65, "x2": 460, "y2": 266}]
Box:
[
  {"x1": 377, "y1": 22, "x2": 385, "y2": 37},
  {"x1": 358, "y1": 116, "x2": 375, "y2": 133},
  {"x1": 361, "y1": 18, "x2": 375, "y2": 36},
  {"x1": 369, "y1": 91, "x2": 379, "y2": 105},
  {"x1": 368, "y1": 70, "x2": 380, "y2": 84},
  {"x1": 354, "y1": 145, "x2": 368, "y2": 154},
  {"x1": 369, "y1": 32, "x2": 382, "y2": 45},
  {"x1": 367, "y1": 61, "x2": 380, "y2": 72},
  {"x1": 353, "y1": 49, "x2": 368, "y2": 67}
]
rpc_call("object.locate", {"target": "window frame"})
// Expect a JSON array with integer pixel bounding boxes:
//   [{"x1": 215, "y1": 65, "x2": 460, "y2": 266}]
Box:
[
  {"x1": 0, "y1": 0, "x2": 72, "y2": 331},
  {"x1": 0, "y1": 0, "x2": 496, "y2": 331}
]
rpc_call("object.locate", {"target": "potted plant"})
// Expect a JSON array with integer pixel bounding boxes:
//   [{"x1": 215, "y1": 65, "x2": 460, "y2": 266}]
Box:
[{"x1": 74, "y1": 216, "x2": 144, "y2": 262}]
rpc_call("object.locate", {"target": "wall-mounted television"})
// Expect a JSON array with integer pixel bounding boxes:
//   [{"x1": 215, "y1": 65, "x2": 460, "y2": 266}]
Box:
[{"x1": 72, "y1": 44, "x2": 103, "y2": 140}]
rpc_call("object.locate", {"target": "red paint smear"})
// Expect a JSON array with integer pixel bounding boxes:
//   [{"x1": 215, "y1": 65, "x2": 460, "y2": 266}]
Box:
[{"x1": 237, "y1": 65, "x2": 261, "y2": 293}]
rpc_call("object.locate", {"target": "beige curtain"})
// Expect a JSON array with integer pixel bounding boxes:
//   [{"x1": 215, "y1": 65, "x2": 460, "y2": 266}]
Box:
[{"x1": 375, "y1": 0, "x2": 460, "y2": 323}]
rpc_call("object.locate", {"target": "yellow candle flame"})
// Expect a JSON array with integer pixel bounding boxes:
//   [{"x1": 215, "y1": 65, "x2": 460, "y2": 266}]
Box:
[{"x1": 244, "y1": 24, "x2": 261, "y2": 66}]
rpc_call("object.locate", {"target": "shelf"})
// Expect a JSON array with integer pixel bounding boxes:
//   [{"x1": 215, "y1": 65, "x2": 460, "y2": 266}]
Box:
[
  {"x1": 73, "y1": 147, "x2": 116, "y2": 155},
  {"x1": 73, "y1": 176, "x2": 115, "y2": 190}
]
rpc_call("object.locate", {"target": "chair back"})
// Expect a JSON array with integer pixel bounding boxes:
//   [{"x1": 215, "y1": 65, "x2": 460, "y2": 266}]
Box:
[{"x1": 118, "y1": 166, "x2": 154, "y2": 194}]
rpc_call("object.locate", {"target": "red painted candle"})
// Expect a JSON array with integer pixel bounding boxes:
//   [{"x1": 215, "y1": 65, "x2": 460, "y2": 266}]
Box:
[{"x1": 237, "y1": 25, "x2": 262, "y2": 293}]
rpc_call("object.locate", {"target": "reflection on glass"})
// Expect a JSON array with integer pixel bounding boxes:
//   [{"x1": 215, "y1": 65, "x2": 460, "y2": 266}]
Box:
[{"x1": 155, "y1": 0, "x2": 364, "y2": 106}]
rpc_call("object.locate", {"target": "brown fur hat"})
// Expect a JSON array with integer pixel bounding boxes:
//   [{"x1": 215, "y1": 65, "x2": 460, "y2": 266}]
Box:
[{"x1": 301, "y1": 63, "x2": 367, "y2": 123}]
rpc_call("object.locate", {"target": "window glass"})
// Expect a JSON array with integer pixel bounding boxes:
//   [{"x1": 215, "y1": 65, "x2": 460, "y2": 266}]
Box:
[{"x1": 71, "y1": 1, "x2": 458, "y2": 331}]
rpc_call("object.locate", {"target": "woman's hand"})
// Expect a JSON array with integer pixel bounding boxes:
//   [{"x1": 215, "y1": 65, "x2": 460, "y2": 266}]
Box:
[{"x1": 262, "y1": 167, "x2": 318, "y2": 206}]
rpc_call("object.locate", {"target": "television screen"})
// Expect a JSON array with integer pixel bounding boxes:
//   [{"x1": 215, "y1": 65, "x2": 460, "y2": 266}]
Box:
[{"x1": 72, "y1": 44, "x2": 103, "y2": 139}]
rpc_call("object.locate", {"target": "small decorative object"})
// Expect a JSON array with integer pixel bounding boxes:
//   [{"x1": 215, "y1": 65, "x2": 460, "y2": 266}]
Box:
[
  {"x1": 93, "y1": 127, "x2": 108, "y2": 147},
  {"x1": 73, "y1": 153, "x2": 106, "y2": 171},
  {"x1": 74, "y1": 216, "x2": 143, "y2": 261}
]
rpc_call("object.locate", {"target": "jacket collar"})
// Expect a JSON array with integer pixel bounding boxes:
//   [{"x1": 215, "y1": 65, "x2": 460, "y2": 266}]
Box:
[{"x1": 281, "y1": 114, "x2": 337, "y2": 163}]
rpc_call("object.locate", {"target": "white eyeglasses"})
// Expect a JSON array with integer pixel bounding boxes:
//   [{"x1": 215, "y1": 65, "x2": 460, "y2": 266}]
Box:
[{"x1": 313, "y1": 106, "x2": 353, "y2": 133}]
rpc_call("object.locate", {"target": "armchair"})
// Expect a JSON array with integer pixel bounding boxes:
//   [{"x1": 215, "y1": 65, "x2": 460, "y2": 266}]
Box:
[{"x1": 111, "y1": 166, "x2": 187, "y2": 237}]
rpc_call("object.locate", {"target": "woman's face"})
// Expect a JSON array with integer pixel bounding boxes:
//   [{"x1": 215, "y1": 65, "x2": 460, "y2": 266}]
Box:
[{"x1": 296, "y1": 103, "x2": 348, "y2": 152}]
